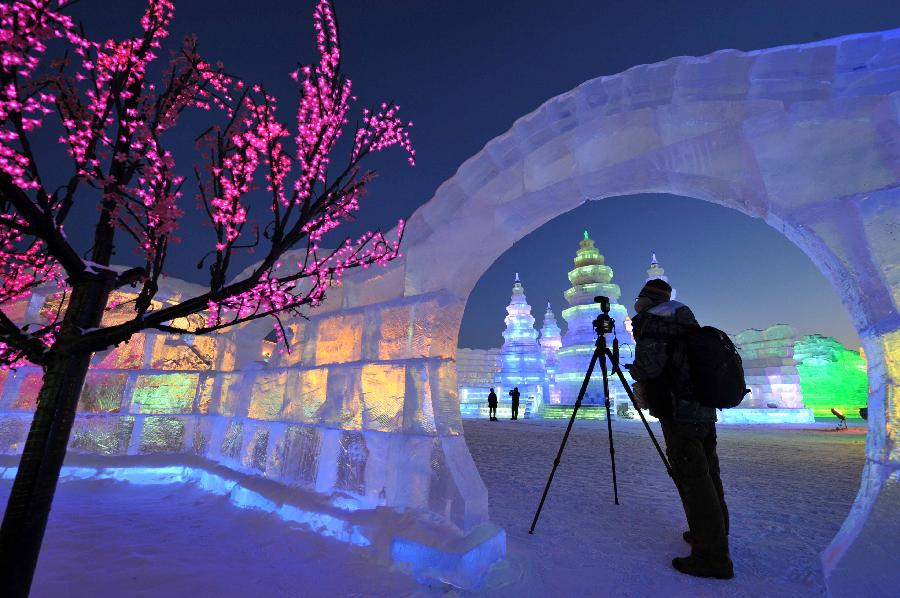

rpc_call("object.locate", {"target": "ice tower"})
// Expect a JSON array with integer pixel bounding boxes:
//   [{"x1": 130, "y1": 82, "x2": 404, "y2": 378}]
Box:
[
  {"x1": 494, "y1": 274, "x2": 545, "y2": 416},
  {"x1": 539, "y1": 302, "x2": 563, "y2": 405},
  {"x1": 556, "y1": 231, "x2": 633, "y2": 409},
  {"x1": 646, "y1": 252, "x2": 676, "y2": 299}
]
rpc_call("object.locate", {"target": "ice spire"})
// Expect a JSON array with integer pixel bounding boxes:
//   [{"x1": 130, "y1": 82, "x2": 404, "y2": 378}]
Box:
[
  {"x1": 646, "y1": 251, "x2": 668, "y2": 282},
  {"x1": 539, "y1": 301, "x2": 563, "y2": 404},
  {"x1": 646, "y1": 252, "x2": 675, "y2": 298},
  {"x1": 495, "y1": 274, "x2": 546, "y2": 411}
]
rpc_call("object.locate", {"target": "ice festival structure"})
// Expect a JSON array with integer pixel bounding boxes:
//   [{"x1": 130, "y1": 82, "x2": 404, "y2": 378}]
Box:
[
  {"x1": 720, "y1": 325, "x2": 816, "y2": 424},
  {"x1": 1, "y1": 29, "x2": 899, "y2": 594},
  {"x1": 539, "y1": 302, "x2": 563, "y2": 406},
  {"x1": 493, "y1": 275, "x2": 546, "y2": 417},
  {"x1": 555, "y1": 231, "x2": 634, "y2": 413}
]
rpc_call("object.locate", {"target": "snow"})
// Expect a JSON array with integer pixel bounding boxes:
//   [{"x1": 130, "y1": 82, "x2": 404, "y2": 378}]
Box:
[{"x1": 1, "y1": 419, "x2": 865, "y2": 597}]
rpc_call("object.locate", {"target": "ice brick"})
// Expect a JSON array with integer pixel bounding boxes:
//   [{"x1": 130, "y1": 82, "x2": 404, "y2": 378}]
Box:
[
  {"x1": 360, "y1": 364, "x2": 405, "y2": 432},
  {"x1": 281, "y1": 368, "x2": 328, "y2": 423},
  {"x1": 0, "y1": 415, "x2": 30, "y2": 453},
  {"x1": 268, "y1": 424, "x2": 322, "y2": 486},
  {"x1": 69, "y1": 416, "x2": 134, "y2": 455},
  {"x1": 314, "y1": 313, "x2": 363, "y2": 365},
  {"x1": 139, "y1": 416, "x2": 186, "y2": 453},
  {"x1": 244, "y1": 425, "x2": 269, "y2": 471},
  {"x1": 132, "y1": 374, "x2": 199, "y2": 414},
  {"x1": 78, "y1": 372, "x2": 128, "y2": 413},
  {"x1": 247, "y1": 370, "x2": 288, "y2": 420},
  {"x1": 336, "y1": 431, "x2": 368, "y2": 496},
  {"x1": 220, "y1": 420, "x2": 243, "y2": 460},
  {"x1": 93, "y1": 334, "x2": 146, "y2": 369}
]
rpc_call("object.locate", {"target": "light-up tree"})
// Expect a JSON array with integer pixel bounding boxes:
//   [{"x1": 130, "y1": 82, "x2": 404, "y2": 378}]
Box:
[{"x1": 0, "y1": 1, "x2": 414, "y2": 592}]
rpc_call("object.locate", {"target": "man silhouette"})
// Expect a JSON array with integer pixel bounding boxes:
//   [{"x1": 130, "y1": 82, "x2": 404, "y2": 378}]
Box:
[
  {"x1": 487, "y1": 388, "x2": 498, "y2": 421},
  {"x1": 509, "y1": 387, "x2": 521, "y2": 420}
]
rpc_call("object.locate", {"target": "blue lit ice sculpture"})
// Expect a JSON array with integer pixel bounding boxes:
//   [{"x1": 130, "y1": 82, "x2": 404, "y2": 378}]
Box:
[
  {"x1": 494, "y1": 274, "x2": 546, "y2": 417},
  {"x1": 539, "y1": 302, "x2": 562, "y2": 405}
]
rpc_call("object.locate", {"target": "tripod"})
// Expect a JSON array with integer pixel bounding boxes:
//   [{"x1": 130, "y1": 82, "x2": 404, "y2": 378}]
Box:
[{"x1": 529, "y1": 300, "x2": 674, "y2": 534}]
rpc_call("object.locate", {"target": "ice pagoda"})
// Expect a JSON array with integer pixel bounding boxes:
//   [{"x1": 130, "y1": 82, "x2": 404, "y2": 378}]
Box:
[
  {"x1": 556, "y1": 231, "x2": 634, "y2": 410},
  {"x1": 494, "y1": 274, "x2": 545, "y2": 417},
  {"x1": 539, "y1": 302, "x2": 563, "y2": 405}
]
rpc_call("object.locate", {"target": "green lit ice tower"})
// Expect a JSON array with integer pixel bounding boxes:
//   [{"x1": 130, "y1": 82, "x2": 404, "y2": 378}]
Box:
[
  {"x1": 556, "y1": 230, "x2": 633, "y2": 407},
  {"x1": 495, "y1": 273, "x2": 545, "y2": 415}
]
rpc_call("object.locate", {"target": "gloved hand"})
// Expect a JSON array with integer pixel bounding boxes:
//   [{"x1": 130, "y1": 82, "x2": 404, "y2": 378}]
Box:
[{"x1": 632, "y1": 381, "x2": 649, "y2": 411}]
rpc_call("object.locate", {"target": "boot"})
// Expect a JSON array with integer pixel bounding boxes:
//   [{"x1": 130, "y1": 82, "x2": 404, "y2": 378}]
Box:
[{"x1": 672, "y1": 555, "x2": 734, "y2": 580}]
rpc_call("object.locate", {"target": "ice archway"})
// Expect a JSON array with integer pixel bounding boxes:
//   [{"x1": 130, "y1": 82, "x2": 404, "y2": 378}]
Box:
[
  {"x1": 336, "y1": 28, "x2": 899, "y2": 593},
  {"x1": 1, "y1": 28, "x2": 897, "y2": 593}
]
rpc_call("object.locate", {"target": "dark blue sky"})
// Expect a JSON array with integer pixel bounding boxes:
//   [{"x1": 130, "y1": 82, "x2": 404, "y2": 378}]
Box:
[{"x1": 57, "y1": 0, "x2": 899, "y2": 349}]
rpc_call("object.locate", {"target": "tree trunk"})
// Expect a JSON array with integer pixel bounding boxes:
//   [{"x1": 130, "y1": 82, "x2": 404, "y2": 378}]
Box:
[{"x1": 0, "y1": 276, "x2": 113, "y2": 597}]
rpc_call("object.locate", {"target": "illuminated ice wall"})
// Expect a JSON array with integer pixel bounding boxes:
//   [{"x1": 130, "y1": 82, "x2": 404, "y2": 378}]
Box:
[
  {"x1": 719, "y1": 325, "x2": 815, "y2": 424},
  {"x1": 794, "y1": 335, "x2": 868, "y2": 419},
  {"x1": 457, "y1": 348, "x2": 501, "y2": 418},
  {"x1": 494, "y1": 275, "x2": 546, "y2": 416},
  {"x1": 734, "y1": 325, "x2": 806, "y2": 409},
  {"x1": 539, "y1": 302, "x2": 563, "y2": 405},
  {"x1": 556, "y1": 231, "x2": 634, "y2": 410}
]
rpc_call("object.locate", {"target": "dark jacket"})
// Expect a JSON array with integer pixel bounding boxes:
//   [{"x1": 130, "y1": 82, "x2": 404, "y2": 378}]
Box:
[
  {"x1": 488, "y1": 391, "x2": 498, "y2": 408},
  {"x1": 508, "y1": 388, "x2": 520, "y2": 404},
  {"x1": 630, "y1": 300, "x2": 716, "y2": 423}
]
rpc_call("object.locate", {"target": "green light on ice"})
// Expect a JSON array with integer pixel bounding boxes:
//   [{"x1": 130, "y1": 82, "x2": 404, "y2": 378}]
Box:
[{"x1": 797, "y1": 354, "x2": 868, "y2": 419}]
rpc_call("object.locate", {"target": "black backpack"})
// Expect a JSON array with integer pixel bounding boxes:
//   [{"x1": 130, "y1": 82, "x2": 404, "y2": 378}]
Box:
[{"x1": 680, "y1": 326, "x2": 750, "y2": 409}]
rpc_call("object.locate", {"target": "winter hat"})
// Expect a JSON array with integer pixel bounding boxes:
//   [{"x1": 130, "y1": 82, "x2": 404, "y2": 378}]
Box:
[{"x1": 638, "y1": 278, "x2": 672, "y2": 303}]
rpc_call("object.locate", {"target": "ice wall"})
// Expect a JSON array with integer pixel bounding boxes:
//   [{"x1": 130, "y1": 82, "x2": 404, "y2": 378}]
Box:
[
  {"x1": 794, "y1": 335, "x2": 868, "y2": 419},
  {"x1": 734, "y1": 325, "x2": 806, "y2": 409},
  {"x1": 1, "y1": 27, "x2": 899, "y2": 595},
  {"x1": 457, "y1": 348, "x2": 501, "y2": 418}
]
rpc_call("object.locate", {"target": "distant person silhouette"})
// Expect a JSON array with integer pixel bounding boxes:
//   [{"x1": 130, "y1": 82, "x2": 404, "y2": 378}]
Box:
[
  {"x1": 487, "y1": 388, "x2": 498, "y2": 421},
  {"x1": 509, "y1": 387, "x2": 521, "y2": 420},
  {"x1": 630, "y1": 278, "x2": 732, "y2": 580}
]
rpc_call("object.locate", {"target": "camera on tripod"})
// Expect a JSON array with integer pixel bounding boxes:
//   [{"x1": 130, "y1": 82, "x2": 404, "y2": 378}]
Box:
[
  {"x1": 593, "y1": 295, "x2": 615, "y2": 335},
  {"x1": 530, "y1": 294, "x2": 674, "y2": 534}
]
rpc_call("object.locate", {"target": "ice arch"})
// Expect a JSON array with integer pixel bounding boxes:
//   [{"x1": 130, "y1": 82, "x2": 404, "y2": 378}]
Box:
[
  {"x1": 1, "y1": 28, "x2": 897, "y2": 592},
  {"x1": 332, "y1": 28, "x2": 899, "y2": 594}
]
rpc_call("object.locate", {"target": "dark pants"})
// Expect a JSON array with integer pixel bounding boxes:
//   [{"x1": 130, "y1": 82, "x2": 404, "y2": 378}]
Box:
[
  {"x1": 488, "y1": 406, "x2": 497, "y2": 420},
  {"x1": 659, "y1": 417, "x2": 730, "y2": 562},
  {"x1": 511, "y1": 402, "x2": 519, "y2": 419}
]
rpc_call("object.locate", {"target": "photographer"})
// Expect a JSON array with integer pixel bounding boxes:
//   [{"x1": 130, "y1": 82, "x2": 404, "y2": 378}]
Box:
[
  {"x1": 630, "y1": 279, "x2": 733, "y2": 580},
  {"x1": 508, "y1": 387, "x2": 521, "y2": 420}
]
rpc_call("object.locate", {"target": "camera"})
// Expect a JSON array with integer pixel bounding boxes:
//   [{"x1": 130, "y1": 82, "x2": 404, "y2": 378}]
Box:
[{"x1": 593, "y1": 295, "x2": 614, "y2": 335}]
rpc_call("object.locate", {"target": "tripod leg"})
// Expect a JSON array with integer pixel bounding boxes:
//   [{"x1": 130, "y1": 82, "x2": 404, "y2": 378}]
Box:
[
  {"x1": 529, "y1": 343, "x2": 604, "y2": 534},
  {"x1": 607, "y1": 356, "x2": 674, "y2": 479},
  {"x1": 599, "y1": 348, "x2": 619, "y2": 505}
]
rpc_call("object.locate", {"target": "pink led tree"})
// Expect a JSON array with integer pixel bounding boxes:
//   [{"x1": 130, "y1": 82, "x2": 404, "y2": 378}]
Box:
[{"x1": 0, "y1": 1, "x2": 414, "y2": 593}]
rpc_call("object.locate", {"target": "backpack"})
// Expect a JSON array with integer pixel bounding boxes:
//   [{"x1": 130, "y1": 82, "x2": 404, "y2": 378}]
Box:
[{"x1": 680, "y1": 326, "x2": 750, "y2": 409}]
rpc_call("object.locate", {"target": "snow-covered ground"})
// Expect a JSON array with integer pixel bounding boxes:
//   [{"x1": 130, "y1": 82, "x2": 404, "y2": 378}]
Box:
[{"x1": 1, "y1": 419, "x2": 865, "y2": 597}]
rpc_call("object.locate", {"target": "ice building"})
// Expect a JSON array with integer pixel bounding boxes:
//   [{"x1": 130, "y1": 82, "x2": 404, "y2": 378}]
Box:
[
  {"x1": 646, "y1": 252, "x2": 676, "y2": 299},
  {"x1": 555, "y1": 231, "x2": 634, "y2": 414},
  {"x1": 794, "y1": 335, "x2": 868, "y2": 419},
  {"x1": 494, "y1": 274, "x2": 545, "y2": 417},
  {"x1": 719, "y1": 325, "x2": 814, "y2": 424},
  {"x1": 457, "y1": 348, "x2": 501, "y2": 418},
  {"x1": 539, "y1": 302, "x2": 563, "y2": 405}
]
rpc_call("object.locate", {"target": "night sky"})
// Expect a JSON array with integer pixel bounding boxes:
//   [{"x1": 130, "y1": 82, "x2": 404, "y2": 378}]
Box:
[{"x1": 55, "y1": 0, "x2": 900, "y2": 349}]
